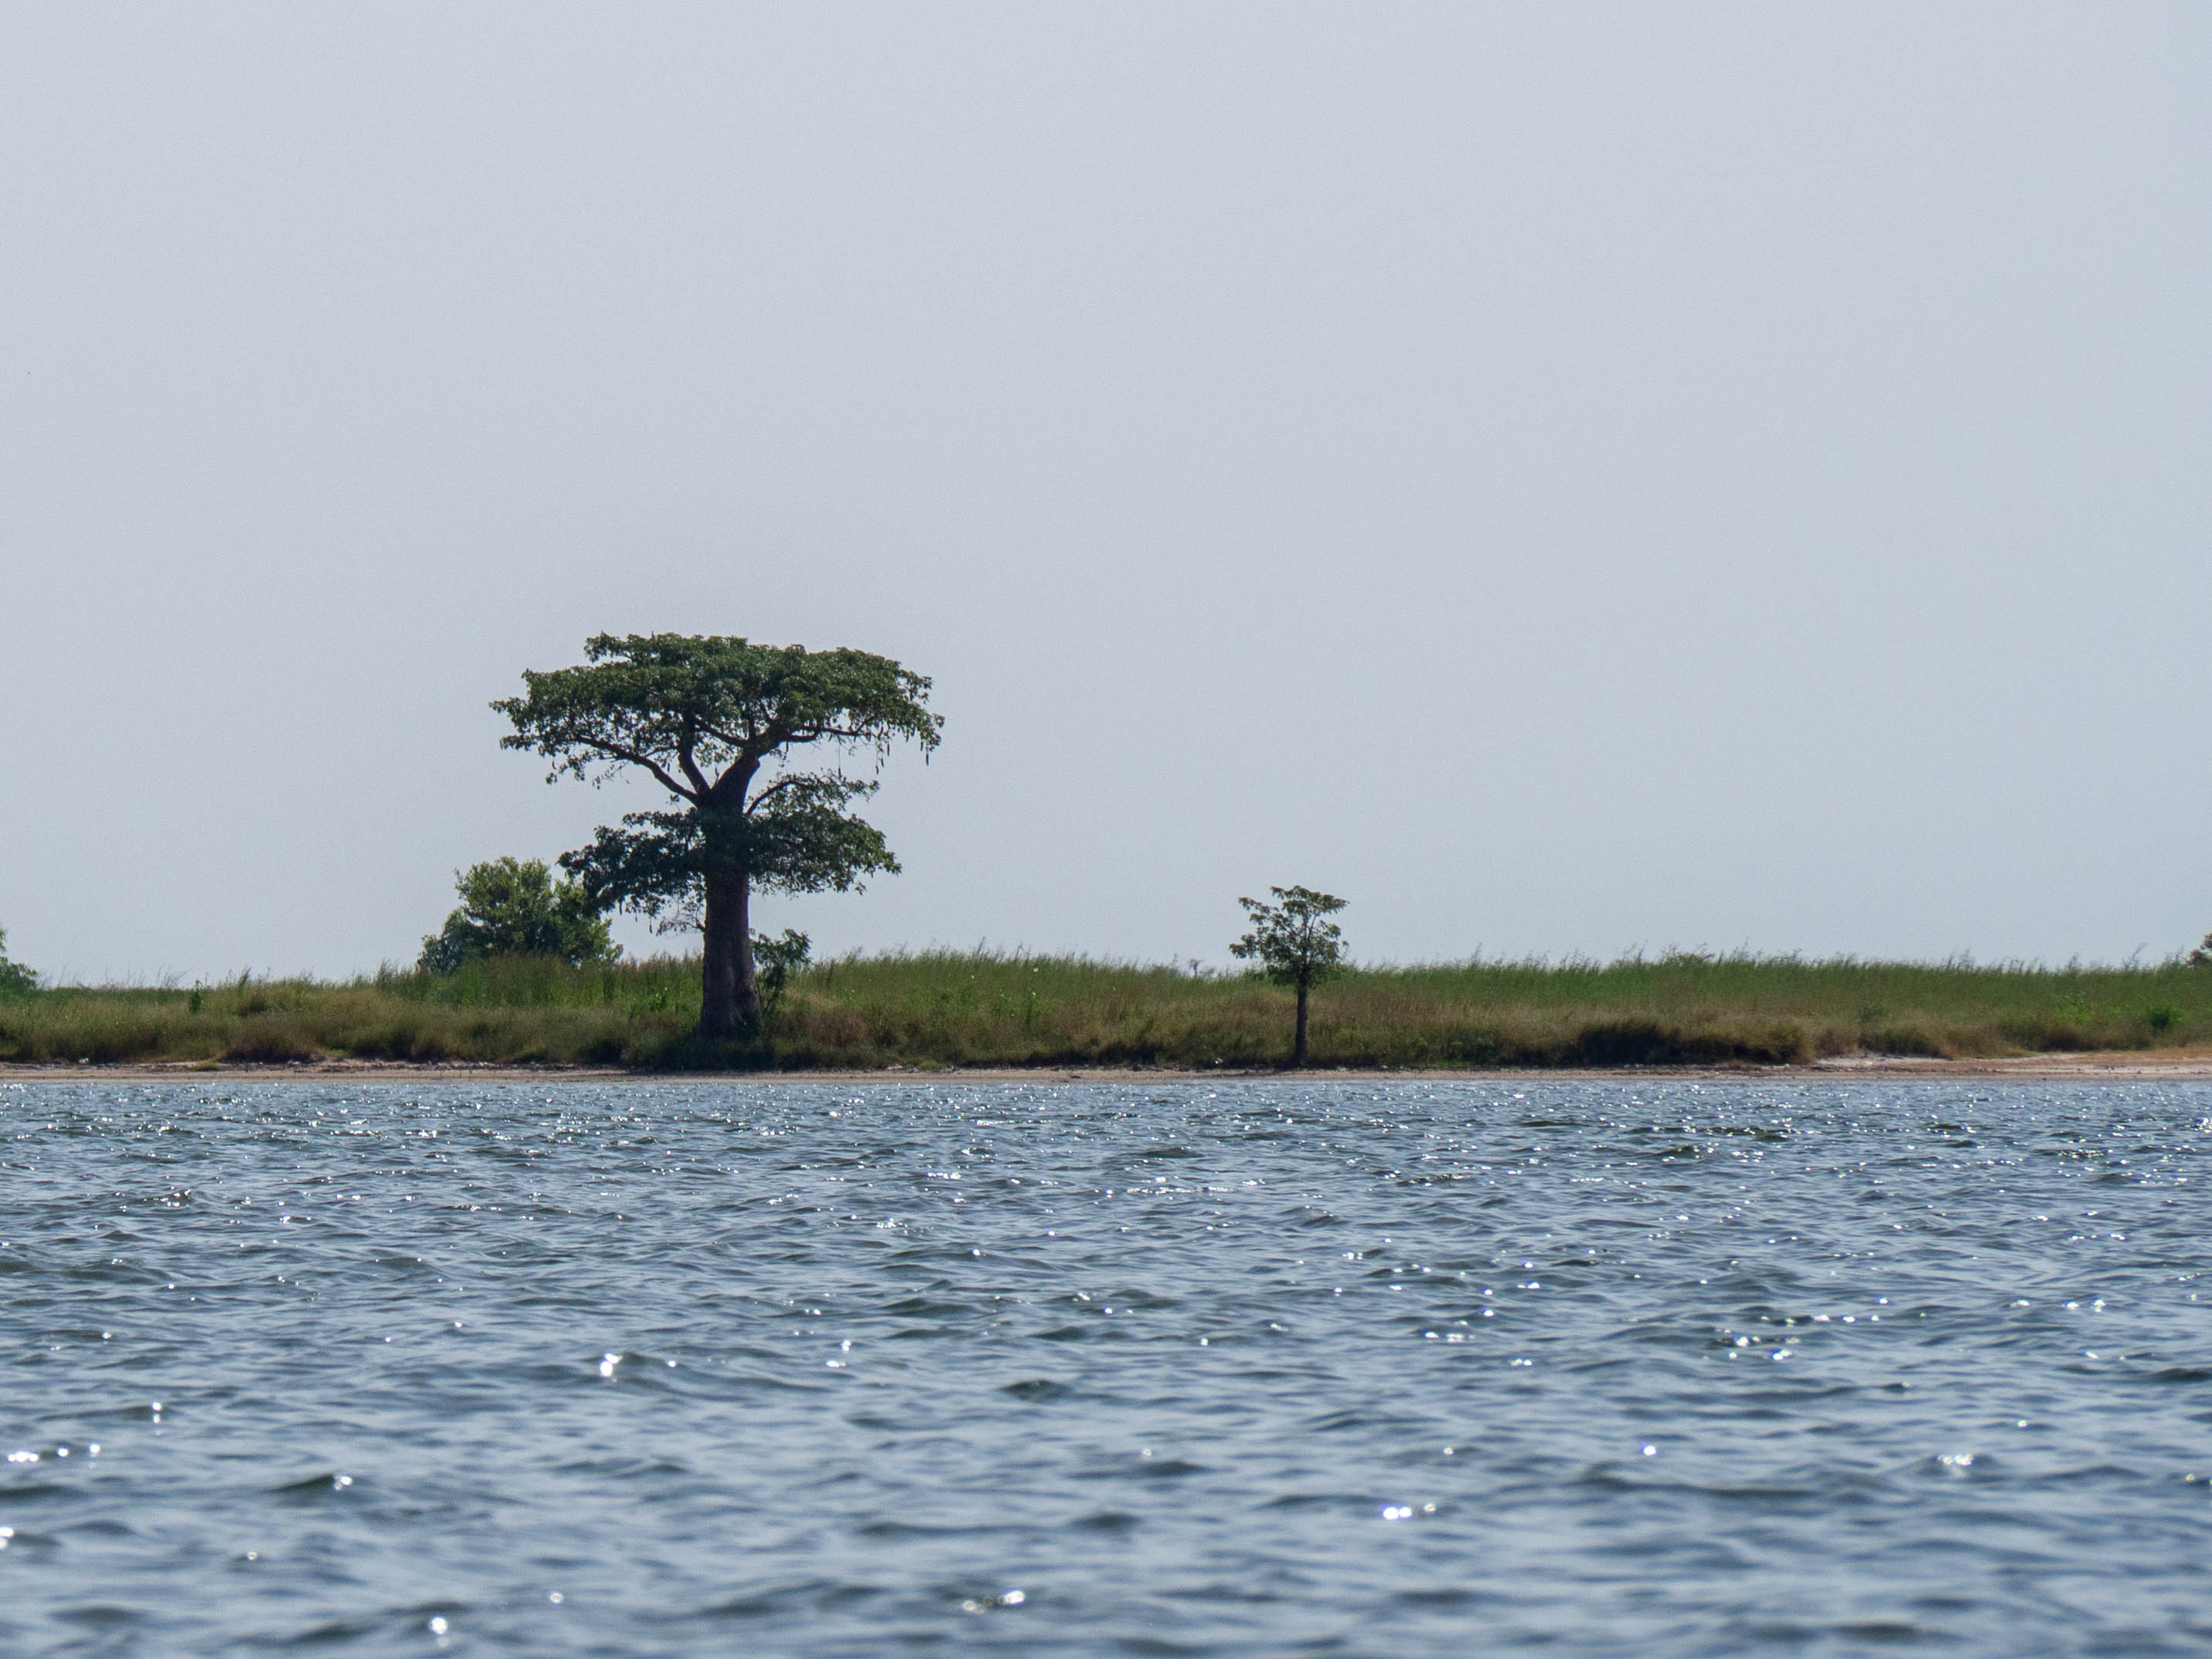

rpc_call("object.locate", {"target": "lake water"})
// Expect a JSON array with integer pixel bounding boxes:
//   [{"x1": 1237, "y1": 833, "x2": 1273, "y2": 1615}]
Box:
[{"x1": 2, "y1": 1077, "x2": 2207, "y2": 1655}]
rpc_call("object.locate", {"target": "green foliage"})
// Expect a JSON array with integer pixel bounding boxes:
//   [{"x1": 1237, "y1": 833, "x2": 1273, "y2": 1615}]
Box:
[
  {"x1": 495, "y1": 634, "x2": 942, "y2": 793},
  {"x1": 0, "y1": 927, "x2": 36, "y2": 998},
  {"x1": 1231, "y1": 886, "x2": 1348, "y2": 989},
  {"x1": 418, "y1": 857, "x2": 617, "y2": 973},
  {"x1": 560, "y1": 784, "x2": 895, "y2": 931},
  {"x1": 753, "y1": 929, "x2": 811, "y2": 1018}
]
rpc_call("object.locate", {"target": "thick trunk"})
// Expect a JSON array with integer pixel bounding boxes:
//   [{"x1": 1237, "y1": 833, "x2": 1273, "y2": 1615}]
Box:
[
  {"x1": 1293, "y1": 981, "x2": 1310, "y2": 1068},
  {"x1": 698, "y1": 870, "x2": 759, "y2": 1039}
]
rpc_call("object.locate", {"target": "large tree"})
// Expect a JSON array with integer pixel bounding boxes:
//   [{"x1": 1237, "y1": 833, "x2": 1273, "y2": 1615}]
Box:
[{"x1": 495, "y1": 634, "x2": 940, "y2": 1038}]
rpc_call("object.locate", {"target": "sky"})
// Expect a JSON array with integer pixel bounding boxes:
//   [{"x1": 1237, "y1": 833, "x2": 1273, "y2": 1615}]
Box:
[{"x1": 3, "y1": 3, "x2": 2208, "y2": 982}]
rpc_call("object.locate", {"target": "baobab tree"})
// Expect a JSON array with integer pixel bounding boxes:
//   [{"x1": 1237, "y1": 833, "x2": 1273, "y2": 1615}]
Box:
[{"x1": 495, "y1": 634, "x2": 940, "y2": 1039}]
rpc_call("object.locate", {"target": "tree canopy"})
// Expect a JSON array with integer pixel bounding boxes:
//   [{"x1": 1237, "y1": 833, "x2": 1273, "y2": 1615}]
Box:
[
  {"x1": 418, "y1": 857, "x2": 617, "y2": 972},
  {"x1": 494, "y1": 634, "x2": 940, "y2": 1038},
  {"x1": 556, "y1": 777, "x2": 895, "y2": 933}
]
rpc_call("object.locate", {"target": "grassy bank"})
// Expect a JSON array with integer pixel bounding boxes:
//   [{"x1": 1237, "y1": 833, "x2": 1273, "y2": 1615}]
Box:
[{"x1": 1, "y1": 950, "x2": 2207, "y2": 1070}]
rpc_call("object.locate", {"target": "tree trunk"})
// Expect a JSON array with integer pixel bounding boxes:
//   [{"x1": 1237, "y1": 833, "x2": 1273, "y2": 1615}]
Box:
[
  {"x1": 698, "y1": 870, "x2": 759, "y2": 1039},
  {"x1": 1293, "y1": 980, "x2": 1310, "y2": 1068}
]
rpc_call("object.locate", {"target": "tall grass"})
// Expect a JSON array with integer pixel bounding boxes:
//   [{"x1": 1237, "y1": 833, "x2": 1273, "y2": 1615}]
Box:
[
  {"x1": 1, "y1": 950, "x2": 2206, "y2": 1069},
  {"x1": 0, "y1": 958, "x2": 698, "y2": 1068}
]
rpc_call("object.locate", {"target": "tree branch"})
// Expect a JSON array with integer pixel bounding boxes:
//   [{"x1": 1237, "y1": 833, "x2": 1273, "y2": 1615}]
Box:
[
  {"x1": 693, "y1": 721, "x2": 757, "y2": 753},
  {"x1": 560, "y1": 737, "x2": 700, "y2": 804},
  {"x1": 742, "y1": 774, "x2": 802, "y2": 814},
  {"x1": 677, "y1": 715, "x2": 710, "y2": 798},
  {"x1": 741, "y1": 772, "x2": 856, "y2": 814}
]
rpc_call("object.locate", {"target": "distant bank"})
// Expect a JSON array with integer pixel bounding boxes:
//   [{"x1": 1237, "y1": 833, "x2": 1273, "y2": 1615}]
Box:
[
  {"x1": 4, "y1": 950, "x2": 2210, "y2": 1073},
  {"x1": 12, "y1": 1052, "x2": 2212, "y2": 1085}
]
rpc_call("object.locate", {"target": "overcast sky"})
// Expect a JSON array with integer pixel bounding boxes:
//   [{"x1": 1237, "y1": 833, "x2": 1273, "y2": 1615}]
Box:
[{"x1": 3, "y1": 4, "x2": 2207, "y2": 981}]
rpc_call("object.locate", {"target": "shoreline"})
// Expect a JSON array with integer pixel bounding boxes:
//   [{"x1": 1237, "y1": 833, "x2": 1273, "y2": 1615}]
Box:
[
  {"x1": 13, "y1": 956, "x2": 2211, "y2": 1075},
  {"x1": 9, "y1": 1049, "x2": 2212, "y2": 1086}
]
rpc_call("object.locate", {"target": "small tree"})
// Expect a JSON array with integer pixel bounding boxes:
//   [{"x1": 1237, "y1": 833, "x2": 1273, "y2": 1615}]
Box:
[
  {"x1": 1231, "y1": 885, "x2": 1348, "y2": 1067},
  {"x1": 2190, "y1": 932, "x2": 2212, "y2": 968},
  {"x1": 418, "y1": 857, "x2": 617, "y2": 972},
  {"x1": 0, "y1": 927, "x2": 37, "y2": 998},
  {"x1": 752, "y1": 928, "x2": 811, "y2": 1021},
  {"x1": 496, "y1": 634, "x2": 940, "y2": 1039}
]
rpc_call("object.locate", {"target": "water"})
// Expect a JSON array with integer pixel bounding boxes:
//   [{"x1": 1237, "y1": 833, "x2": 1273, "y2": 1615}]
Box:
[{"x1": 2, "y1": 1078, "x2": 2208, "y2": 1656}]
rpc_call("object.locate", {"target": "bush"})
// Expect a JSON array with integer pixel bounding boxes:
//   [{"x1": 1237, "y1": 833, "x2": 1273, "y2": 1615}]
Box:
[
  {"x1": 0, "y1": 927, "x2": 37, "y2": 998},
  {"x1": 418, "y1": 857, "x2": 616, "y2": 972},
  {"x1": 754, "y1": 928, "x2": 811, "y2": 1019}
]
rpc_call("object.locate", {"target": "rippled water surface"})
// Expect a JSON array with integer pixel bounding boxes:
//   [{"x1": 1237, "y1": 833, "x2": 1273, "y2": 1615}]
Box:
[{"x1": 4, "y1": 1078, "x2": 2210, "y2": 1655}]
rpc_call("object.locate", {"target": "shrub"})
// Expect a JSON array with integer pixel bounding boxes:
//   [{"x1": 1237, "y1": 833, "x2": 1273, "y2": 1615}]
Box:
[
  {"x1": 0, "y1": 927, "x2": 36, "y2": 998},
  {"x1": 754, "y1": 929, "x2": 811, "y2": 1020},
  {"x1": 419, "y1": 858, "x2": 617, "y2": 972}
]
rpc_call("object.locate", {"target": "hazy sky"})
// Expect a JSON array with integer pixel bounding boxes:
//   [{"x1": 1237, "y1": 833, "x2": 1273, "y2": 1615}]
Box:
[{"x1": 4, "y1": 4, "x2": 2208, "y2": 981}]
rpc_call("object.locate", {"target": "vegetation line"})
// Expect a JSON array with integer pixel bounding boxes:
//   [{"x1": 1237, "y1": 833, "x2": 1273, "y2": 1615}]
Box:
[{"x1": 1, "y1": 951, "x2": 2204, "y2": 1071}]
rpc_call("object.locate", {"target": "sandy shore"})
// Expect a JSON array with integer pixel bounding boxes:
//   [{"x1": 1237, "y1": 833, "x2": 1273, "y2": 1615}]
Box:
[{"x1": 9, "y1": 1049, "x2": 2212, "y2": 1086}]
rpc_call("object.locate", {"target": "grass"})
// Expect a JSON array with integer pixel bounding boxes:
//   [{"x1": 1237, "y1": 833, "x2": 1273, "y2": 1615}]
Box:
[{"x1": 2, "y1": 949, "x2": 2210, "y2": 1070}]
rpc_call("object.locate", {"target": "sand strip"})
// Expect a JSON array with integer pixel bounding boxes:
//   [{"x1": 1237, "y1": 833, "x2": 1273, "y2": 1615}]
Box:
[{"x1": 9, "y1": 1050, "x2": 2212, "y2": 1086}]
